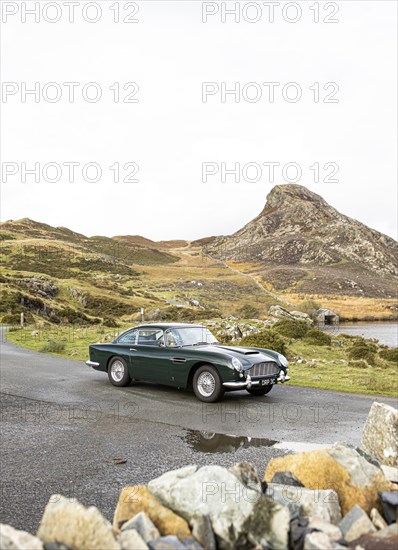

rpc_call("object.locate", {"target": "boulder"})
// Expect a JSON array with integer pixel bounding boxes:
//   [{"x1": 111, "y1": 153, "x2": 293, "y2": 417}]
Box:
[
  {"x1": 118, "y1": 529, "x2": 148, "y2": 550},
  {"x1": 268, "y1": 305, "x2": 312, "y2": 323},
  {"x1": 148, "y1": 464, "x2": 289, "y2": 549},
  {"x1": 113, "y1": 485, "x2": 190, "y2": 539},
  {"x1": 338, "y1": 504, "x2": 376, "y2": 542},
  {"x1": 147, "y1": 535, "x2": 186, "y2": 549},
  {"x1": 361, "y1": 402, "x2": 398, "y2": 467},
  {"x1": 266, "y1": 483, "x2": 341, "y2": 524},
  {"x1": 37, "y1": 495, "x2": 120, "y2": 550},
  {"x1": 264, "y1": 443, "x2": 397, "y2": 515},
  {"x1": 121, "y1": 512, "x2": 159, "y2": 543},
  {"x1": 0, "y1": 524, "x2": 43, "y2": 549}
]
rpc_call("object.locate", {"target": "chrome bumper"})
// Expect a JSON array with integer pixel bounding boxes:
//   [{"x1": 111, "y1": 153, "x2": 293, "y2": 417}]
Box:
[
  {"x1": 223, "y1": 373, "x2": 291, "y2": 389},
  {"x1": 86, "y1": 360, "x2": 100, "y2": 368}
]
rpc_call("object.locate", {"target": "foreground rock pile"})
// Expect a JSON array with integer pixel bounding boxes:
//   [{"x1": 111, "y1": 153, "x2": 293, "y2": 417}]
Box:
[{"x1": 1, "y1": 403, "x2": 397, "y2": 550}]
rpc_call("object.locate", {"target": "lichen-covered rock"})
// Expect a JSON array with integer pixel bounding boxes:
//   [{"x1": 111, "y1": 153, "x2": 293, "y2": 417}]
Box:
[
  {"x1": 361, "y1": 402, "x2": 398, "y2": 467},
  {"x1": 190, "y1": 515, "x2": 216, "y2": 550},
  {"x1": 266, "y1": 483, "x2": 341, "y2": 524},
  {"x1": 37, "y1": 495, "x2": 120, "y2": 550},
  {"x1": 0, "y1": 524, "x2": 43, "y2": 549},
  {"x1": 307, "y1": 517, "x2": 342, "y2": 541},
  {"x1": 228, "y1": 462, "x2": 262, "y2": 492},
  {"x1": 148, "y1": 465, "x2": 289, "y2": 549},
  {"x1": 264, "y1": 443, "x2": 397, "y2": 515},
  {"x1": 113, "y1": 485, "x2": 190, "y2": 539}
]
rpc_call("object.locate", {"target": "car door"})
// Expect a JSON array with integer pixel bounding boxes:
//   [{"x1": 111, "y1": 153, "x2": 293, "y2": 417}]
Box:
[
  {"x1": 132, "y1": 329, "x2": 171, "y2": 384},
  {"x1": 114, "y1": 329, "x2": 138, "y2": 373}
]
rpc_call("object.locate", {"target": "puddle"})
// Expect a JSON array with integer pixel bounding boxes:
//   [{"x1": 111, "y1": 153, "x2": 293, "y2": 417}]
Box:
[{"x1": 184, "y1": 429, "x2": 278, "y2": 453}]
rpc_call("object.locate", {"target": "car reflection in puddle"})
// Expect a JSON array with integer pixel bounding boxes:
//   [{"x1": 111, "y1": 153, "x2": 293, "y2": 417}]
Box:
[{"x1": 184, "y1": 429, "x2": 278, "y2": 453}]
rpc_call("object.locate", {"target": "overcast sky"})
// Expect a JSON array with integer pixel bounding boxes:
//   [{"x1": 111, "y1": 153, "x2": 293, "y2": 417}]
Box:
[{"x1": 1, "y1": 1, "x2": 397, "y2": 241}]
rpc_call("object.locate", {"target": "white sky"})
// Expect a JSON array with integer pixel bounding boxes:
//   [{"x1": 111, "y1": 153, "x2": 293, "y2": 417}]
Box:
[{"x1": 1, "y1": 0, "x2": 397, "y2": 241}]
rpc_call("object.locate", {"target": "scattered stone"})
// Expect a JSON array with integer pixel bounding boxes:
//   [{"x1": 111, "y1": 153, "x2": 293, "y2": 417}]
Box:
[
  {"x1": 122, "y1": 512, "x2": 160, "y2": 543},
  {"x1": 191, "y1": 515, "x2": 216, "y2": 550},
  {"x1": 268, "y1": 305, "x2": 312, "y2": 324},
  {"x1": 228, "y1": 462, "x2": 262, "y2": 492},
  {"x1": 113, "y1": 486, "x2": 191, "y2": 539},
  {"x1": 361, "y1": 402, "x2": 398, "y2": 467},
  {"x1": 0, "y1": 524, "x2": 44, "y2": 549},
  {"x1": 148, "y1": 464, "x2": 290, "y2": 549},
  {"x1": 370, "y1": 507, "x2": 388, "y2": 530},
  {"x1": 338, "y1": 504, "x2": 376, "y2": 542},
  {"x1": 118, "y1": 529, "x2": 149, "y2": 550},
  {"x1": 308, "y1": 517, "x2": 342, "y2": 541},
  {"x1": 303, "y1": 531, "x2": 333, "y2": 549},
  {"x1": 271, "y1": 471, "x2": 303, "y2": 487},
  {"x1": 264, "y1": 442, "x2": 397, "y2": 515},
  {"x1": 379, "y1": 491, "x2": 398, "y2": 525},
  {"x1": 266, "y1": 483, "x2": 341, "y2": 524},
  {"x1": 37, "y1": 495, "x2": 120, "y2": 550}
]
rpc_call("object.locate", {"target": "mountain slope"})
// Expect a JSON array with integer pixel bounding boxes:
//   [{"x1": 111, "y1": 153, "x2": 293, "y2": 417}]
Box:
[{"x1": 204, "y1": 185, "x2": 398, "y2": 298}]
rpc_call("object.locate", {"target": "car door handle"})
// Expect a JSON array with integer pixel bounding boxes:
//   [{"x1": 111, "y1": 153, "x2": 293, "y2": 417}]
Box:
[
  {"x1": 129, "y1": 348, "x2": 137, "y2": 351},
  {"x1": 171, "y1": 357, "x2": 187, "y2": 363}
]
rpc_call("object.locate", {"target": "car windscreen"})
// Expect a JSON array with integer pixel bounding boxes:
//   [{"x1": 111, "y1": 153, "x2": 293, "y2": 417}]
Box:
[{"x1": 173, "y1": 327, "x2": 218, "y2": 346}]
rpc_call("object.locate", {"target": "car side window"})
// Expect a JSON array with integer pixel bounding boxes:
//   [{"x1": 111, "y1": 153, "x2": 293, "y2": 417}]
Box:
[
  {"x1": 117, "y1": 329, "x2": 138, "y2": 344},
  {"x1": 137, "y1": 329, "x2": 163, "y2": 346}
]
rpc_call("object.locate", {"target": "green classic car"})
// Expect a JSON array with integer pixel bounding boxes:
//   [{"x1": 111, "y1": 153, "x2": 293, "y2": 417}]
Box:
[{"x1": 86, "y1": 323, "x2": 290, "y2": 402}]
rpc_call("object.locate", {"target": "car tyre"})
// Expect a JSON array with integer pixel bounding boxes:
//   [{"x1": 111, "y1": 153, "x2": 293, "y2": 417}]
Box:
[
  {"x1": 108, "y1": 356, "x2": 131, "y2": 387},
  {"x1": 193, "y1": 364, "x2": 224, "y2": 403},
  {"x1": 246, "y1": 385, "x2": 273, "y2": 396}
]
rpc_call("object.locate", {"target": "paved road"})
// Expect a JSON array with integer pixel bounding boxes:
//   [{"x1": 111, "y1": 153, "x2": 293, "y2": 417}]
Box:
[{"x1": 1, "y1": 335, "x2": 396, "y2": 532}]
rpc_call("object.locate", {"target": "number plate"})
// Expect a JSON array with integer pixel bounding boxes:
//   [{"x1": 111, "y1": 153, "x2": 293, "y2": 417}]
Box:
[{"x1": 260, "y1": 379, "x2": 275, "y2": 386}]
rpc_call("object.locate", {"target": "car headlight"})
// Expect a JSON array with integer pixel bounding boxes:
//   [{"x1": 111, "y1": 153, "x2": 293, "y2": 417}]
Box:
[
  {"x1": 231, "y1": 357, "x2": 243, "y2": 372},
  {"x1": 277, "y1": 353, "x2": 289, "y2": 368}
]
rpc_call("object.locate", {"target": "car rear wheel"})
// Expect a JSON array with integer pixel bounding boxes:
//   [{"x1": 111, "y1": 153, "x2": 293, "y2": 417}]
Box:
[
  {"x1": 246, "y1": 385, "x2": 273, "y2": 396},
  {"x1": 193, "y1": 365, "x2": 224, "y2": 403},
  {"x1": 108, "y1": 357, "x2": 131, "y2": 387}
]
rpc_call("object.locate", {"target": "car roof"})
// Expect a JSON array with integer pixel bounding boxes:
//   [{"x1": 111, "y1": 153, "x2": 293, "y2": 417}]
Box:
[{"x1": 131, "y1": 323, "x2": 206, "y2": 330}]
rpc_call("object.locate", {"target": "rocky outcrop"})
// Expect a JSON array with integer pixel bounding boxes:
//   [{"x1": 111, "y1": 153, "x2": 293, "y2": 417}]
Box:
[{"x1": 361, "y1": 402, "x2": 398, "y2": 467}]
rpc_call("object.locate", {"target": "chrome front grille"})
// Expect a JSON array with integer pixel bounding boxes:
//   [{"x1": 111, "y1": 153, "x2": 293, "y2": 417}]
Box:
[{"x1": 247, "y1": 362, "x2": 279, "y2": 378}]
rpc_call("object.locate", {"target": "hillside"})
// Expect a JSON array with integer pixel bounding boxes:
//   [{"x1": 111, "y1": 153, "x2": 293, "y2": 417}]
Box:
[{"x1": 1, "y1": 185, "x2": 397, "y2": 325}]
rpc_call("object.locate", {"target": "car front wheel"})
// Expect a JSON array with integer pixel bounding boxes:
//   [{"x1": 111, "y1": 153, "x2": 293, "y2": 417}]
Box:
[
  {"x1": 246, "y1": 385, "x2": 273, "y2": 396},
  {"x1": 193, "y1": 365, "x2": 224, "y2": 403},
  {"x1": 108, "y1": 357, "x2": 131, "y2": 387}
]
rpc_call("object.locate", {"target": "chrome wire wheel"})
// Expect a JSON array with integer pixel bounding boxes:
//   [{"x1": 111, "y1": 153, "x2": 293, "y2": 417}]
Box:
[
  {"x1": 110, "y1": 360, "x2": 125, "y2": 382},
  {"x1": 197, "y1": 371, "x2": 216, "y2": 397}
]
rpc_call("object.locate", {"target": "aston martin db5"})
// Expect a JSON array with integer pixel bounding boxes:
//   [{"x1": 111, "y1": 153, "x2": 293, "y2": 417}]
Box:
[{"x1": 86, "y1": 323, "x2": 290, "y2": 402}]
